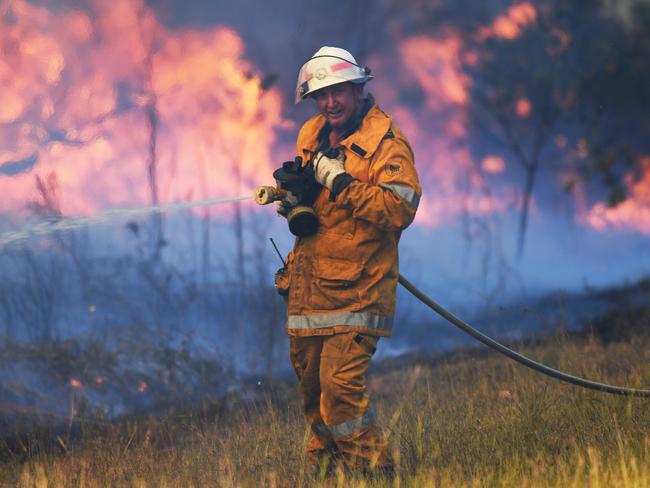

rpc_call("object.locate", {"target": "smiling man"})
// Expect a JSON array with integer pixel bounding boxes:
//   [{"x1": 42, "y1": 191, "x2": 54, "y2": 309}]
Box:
[{"x1": 278, "y1": 46, "x2": 421, "y2": 478}]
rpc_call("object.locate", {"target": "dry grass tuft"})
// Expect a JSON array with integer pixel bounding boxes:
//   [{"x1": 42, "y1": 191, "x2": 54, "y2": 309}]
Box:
[{"x1": 2, "y1": 332, "x2": 650, "y2": 487}]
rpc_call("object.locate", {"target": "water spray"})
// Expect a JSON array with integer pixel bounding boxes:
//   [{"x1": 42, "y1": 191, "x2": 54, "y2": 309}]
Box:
[{"x1": 0, "y1": 195, "x2": 252, "y2": 248}]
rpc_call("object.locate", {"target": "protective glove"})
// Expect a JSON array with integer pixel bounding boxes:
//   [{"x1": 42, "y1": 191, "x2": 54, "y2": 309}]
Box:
[
  {"x1": 313, "y1": 151, "x2": 346, "y2": 191},
  {"x1": 313, "y1": 150, "x2": 357, "y2": 201},
  {"x1": 275, "y1": 190, "x2": 299, "y2": 217}
]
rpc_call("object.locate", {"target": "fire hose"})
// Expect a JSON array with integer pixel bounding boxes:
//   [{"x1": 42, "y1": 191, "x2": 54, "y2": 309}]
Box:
[
  {"x1": 397, "y1": 274, "x2": 650, "y2": 398},
  {"x1": 255, "y1": 184, "x2": 650, "y2": 398}
]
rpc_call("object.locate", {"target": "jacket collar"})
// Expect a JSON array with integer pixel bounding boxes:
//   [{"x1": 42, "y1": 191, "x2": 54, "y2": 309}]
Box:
[{"x1": 301, "y1": 94, "x2": 392, "y2": 160}]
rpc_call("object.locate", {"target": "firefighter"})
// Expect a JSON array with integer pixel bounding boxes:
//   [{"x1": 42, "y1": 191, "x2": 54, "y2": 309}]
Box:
[{"x1": 278, "y1": 46, "x2": 421, "y2": 477}]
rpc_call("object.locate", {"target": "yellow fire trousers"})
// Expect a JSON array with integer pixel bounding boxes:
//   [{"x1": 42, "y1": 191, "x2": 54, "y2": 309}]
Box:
[{"x1": 289, "y1": 333, "x2": 392, "y2": 469}]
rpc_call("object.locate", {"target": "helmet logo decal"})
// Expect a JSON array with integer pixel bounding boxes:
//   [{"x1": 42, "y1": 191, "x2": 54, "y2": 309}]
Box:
[{"x1": 315, "y1": 68, "x2": 328, "y2": 80}]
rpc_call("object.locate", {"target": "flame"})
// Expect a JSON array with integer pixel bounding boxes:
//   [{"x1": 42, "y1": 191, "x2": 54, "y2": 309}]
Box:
[
  {"x1": 482, "y1": 156, "x2": 506, "y2": 174},
  {"x1": 399, "y1": 34, "x2": 469, "y2": 109},
  {"x1": 370, "y1": 30, "x2": 517, "y2": 228},
  {"x1": 478, "y1": 3, "x2": 537, "y2": 41},
  {"x1": 0, "y1": 0, "x2": 287, "y2": 216},
  {"x1": 70, "y1": 378, "x2": 83, "y2": 388},
  {"x1": 586, "y1": 157, "x2": 650, "y2": 234},
  {"x1": 499, "y1": 389, "x2": 514, "y2": 399},
  {"x1": 4, "y1": 0, "x2": 640, "y2": 243},
  {"x1": 138, "y1": 380, "x2": 148, "y2": 393},
  {"x1": 515, "y1": 97, "x2": 531, "y2": 118}
]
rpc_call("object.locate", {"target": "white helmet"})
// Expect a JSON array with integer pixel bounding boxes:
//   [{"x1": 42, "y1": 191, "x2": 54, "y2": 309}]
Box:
[{"x1": 295, "y1": 46, "x2": 373, "y2": 104}]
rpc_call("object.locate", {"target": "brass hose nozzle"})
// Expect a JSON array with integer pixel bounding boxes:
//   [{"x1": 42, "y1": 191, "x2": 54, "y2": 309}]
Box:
[{"x1": 254, "y1": 186, "x2": 287, "y2": 205}]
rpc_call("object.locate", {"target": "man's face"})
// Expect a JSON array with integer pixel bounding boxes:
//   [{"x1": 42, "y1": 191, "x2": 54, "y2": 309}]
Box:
[{"x1": 312, "y1": 82, "x2": 363, "y2": 130}]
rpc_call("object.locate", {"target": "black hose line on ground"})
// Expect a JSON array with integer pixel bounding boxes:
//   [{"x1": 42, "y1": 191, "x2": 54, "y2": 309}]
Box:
[{"x1": 398, "y1": 274, "x2": 650, "y2": 398}]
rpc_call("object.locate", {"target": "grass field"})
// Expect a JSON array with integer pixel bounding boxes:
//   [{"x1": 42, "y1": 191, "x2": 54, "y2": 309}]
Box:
[{"x1": 3, "y1": 329, "x2": 650, "y2": 487}]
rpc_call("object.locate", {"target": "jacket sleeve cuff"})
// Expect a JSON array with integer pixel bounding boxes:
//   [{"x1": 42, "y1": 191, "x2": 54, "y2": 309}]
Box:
[{"x1": 329, "y1": 172, "x2": 357, "y2": 201}]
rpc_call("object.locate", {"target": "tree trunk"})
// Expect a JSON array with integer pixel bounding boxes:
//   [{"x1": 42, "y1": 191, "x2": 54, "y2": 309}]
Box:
[
  {"x1": 146, "y1": 99, "x2": 163, "y2": 259},
  {"x1": 517, "y1": 164, "x2": 538, "y2": 257},
  {"x1": 233, "y1": 161, "x2": 246, "y2": 290},
  {"x1": 201, "y1": 209, "x2": 210, "y2": 286}
]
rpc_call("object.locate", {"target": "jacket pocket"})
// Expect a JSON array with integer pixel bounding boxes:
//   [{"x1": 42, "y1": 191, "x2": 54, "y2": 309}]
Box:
[
  {"x1": 309, "y1": 257, "x2": 363, "y2": 311},
  {"x1": 287, "y1": 252, "x2": 304, "y2": 308}
]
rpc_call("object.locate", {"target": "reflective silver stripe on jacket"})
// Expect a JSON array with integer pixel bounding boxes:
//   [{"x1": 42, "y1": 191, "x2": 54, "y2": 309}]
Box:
[
  {"x1": 287, "y1": 312, "x2": 393, "y2": 331},
  {"x1": 379, "y1": 182, "x2": 420, "y2": 209},
  {"x1": 328, "y1": 410, "x2": 375, "y2": 439}
]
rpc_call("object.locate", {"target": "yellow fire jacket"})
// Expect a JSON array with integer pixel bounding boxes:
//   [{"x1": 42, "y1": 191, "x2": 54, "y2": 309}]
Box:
[{"x1": 285, "y1": 100, "x2": 421, "y2": 337}]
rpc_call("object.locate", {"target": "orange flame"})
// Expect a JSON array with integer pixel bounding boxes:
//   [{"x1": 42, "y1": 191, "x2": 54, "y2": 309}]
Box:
[
  {"x1": 6, "y1": 0, "x2": 637, "y2": 242},
  {"x1": 0, "y1": 0, "x2": 287, "y2": 216},
  {"x1": 369, "y1": 30, "x2": 518, "y2": 228},
  {"x1": 400, "y1": 34, "x2": 469, "y2": 109},
  {"x1": 478, "y1": 3, "x2": 537, "y2": 41},
  {"x1": 515, "y1": 97, "x2": 531, "y2": 118},
  {"x1": 482, "y1": 156, "x2": 506, "y2": 174},
  {"x1": 586, "y1": 157, "x2": 650, "y2": 234}
]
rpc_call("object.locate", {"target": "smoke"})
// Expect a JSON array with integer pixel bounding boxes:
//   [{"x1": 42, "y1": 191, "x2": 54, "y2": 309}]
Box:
[
  {"x1": 1, "y1": 0, "x2": 649, "y2": 296},
  {"x1": 601, "y1": 0, "x2": 650, "y2": 28}
]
